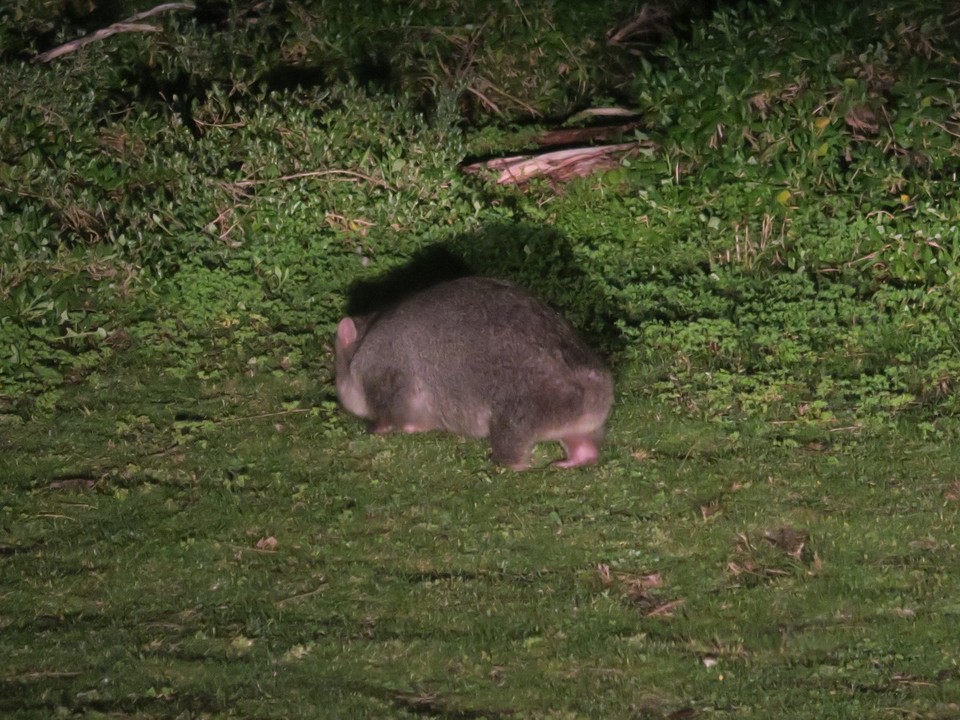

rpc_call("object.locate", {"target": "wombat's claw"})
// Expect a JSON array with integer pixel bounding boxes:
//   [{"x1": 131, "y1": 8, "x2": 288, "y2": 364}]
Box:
[{"x1": 553, "y1": 436, "x2": 600, "y2": 468}]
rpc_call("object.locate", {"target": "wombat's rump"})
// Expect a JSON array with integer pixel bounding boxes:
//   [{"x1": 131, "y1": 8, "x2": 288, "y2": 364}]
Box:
[{"x1": 335, "y1": 277, "x2": 613, "y2": 469}]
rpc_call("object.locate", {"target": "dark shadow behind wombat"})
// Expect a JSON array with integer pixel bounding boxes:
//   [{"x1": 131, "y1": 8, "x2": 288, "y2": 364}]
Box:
[
  {"x1": 335, "y1": 274, "x2": 613, "y2": 469},
  {"x1": 342, "y1": 246, "x2": 473, "y2": 317}
]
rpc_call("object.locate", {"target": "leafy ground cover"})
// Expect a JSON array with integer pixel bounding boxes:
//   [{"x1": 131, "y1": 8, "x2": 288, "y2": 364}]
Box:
[{"x1": 2, "y1": 0, "x2": 960, "y2": 717}]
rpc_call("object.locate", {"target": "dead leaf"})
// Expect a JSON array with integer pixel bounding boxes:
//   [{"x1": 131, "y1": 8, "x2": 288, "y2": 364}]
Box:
[
  {"x1": 631, "y1": 572, "x2": 663, "y2": 589},
  {"x1": 944, "y1": 481, "x2": 960, "y2": 502},
  {"x1": 256, "y1": 536, "x2": 278, "y2": 551},
  {"x1": 845, "y1": 105, "x2": 879, "y2": 134},
  {"x1": 763, "y1": 527, "x2": 810, "y2": 558},
  {"x1": 700, "y1": 499, "x2": 721, "y2": 520}
]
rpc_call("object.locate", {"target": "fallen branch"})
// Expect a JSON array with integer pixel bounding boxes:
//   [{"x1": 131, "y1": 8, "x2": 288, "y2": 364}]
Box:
[
  {"x1": 34, "y1": 2, "x2": 195, "y2": 63},
  {"x1": 463, "y1": 141, "x2": 643, "y2": 185}
]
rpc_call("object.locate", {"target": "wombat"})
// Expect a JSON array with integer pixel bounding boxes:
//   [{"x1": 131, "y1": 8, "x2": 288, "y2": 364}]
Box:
[{"x1": 334, "y1": 276, "x2": 613, "y2": 469}]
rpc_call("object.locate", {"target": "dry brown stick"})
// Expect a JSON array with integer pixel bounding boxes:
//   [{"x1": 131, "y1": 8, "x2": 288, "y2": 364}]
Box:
[
  {"x1": 231, "y1": 169, "x2": 394, "y2": 190},
  {"x1": 34, "y1": 2, "x2": 195, "y2": 63},
  {"x1": 7, "y1": 671, "x2": 82, "y2": 680},
  {"x1": 277, "y1": 582, "x2": 328, "y2": 607},
  {"x1": 35, "y1": 23, "x2": 161, "y2": 63},
  {"x1": 107, "y1": 1, "x2": 196, "y2": 25},
  {"x1": 478, "y1": 79, "x2": 541, "y2": 118}
]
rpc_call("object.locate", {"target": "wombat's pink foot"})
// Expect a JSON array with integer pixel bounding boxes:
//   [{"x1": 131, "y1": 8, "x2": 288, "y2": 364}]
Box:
[
  {"x1": 370, "y1": 421, "x2": 432, "y2": 434},
  {"x1": 401, "y1": 423, "x2": 431, "y2": 433},
  {"x1": 554, "y1": 435, "x2": 600, "y2": 468}
]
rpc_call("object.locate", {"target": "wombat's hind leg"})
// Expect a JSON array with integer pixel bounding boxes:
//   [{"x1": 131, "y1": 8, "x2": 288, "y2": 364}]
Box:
[
  {"x1": 365, "y1": 374, "x2": 435, "y2": 435},
  {"x1": 489, "y1": 421, "x2": 535, "y2": 471},
  {"x1": 554, "y1": 433, "x2": 601, "y2": 468},
  {"x1": 366, "y1": 419, "x2": 397, "y2": 434}
]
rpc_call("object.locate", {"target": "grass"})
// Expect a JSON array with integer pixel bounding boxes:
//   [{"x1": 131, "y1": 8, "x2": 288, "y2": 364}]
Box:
[
  {"x1": 3, "y1": 0, "x2": 960, "y2": 716},
  {"x1": 3, "y1": 365, "x2": 960, "y2": 718}
]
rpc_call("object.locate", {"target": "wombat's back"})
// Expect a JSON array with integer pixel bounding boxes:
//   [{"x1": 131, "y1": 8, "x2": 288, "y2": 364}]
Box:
[{"x1": 359, "y1": 276, "x2": 602, "y2": 382}]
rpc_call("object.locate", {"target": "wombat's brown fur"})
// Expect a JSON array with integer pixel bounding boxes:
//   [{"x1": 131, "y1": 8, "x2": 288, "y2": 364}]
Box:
[{"x1": 335, "y1": 277, "x2": 613, "y2": 469}]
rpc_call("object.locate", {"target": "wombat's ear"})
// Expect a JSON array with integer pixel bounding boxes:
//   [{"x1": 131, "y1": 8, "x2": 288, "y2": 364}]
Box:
[{"x1": 337, "y1": 317, "x2": 358, "y2": 347}]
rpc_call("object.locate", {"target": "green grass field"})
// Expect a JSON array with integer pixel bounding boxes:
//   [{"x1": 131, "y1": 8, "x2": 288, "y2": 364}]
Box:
[
  {"x1": 4, "y1": 369, "x2": 960, "y2": 717},
  {"x1": 2, "y1": 0, "x2": 960, "y2": 717}
]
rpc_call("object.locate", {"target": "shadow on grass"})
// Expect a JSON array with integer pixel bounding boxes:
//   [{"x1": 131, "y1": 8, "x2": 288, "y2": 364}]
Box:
[{"x1": 342, "y1": 222, "x2": 626, "y2": 357}]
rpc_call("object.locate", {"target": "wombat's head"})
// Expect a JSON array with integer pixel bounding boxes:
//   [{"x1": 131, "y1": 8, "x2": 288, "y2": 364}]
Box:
[{"x1": 334, "y1": 316, "x2": 370, "y2": 419}]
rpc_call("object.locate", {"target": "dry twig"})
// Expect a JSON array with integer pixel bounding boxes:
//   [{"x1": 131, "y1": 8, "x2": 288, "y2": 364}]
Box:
[
  {"x1": 231, "y1": 169, "x2": 393, "y2": 191},
  {"x1": 34, "y1": 2, "x2": 195, "y2": 63}
]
